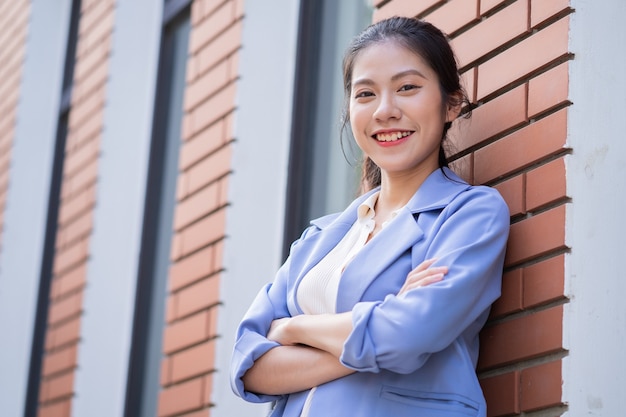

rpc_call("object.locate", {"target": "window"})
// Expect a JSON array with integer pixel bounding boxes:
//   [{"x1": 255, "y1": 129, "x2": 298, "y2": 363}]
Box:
[
  {"x1": 123, "y1": 2, "x2": 190, "y2": 416},
  {"x1": 283, "y1": 0, "x2": 372, "y2": 255},
  {"x1": 24, "y1": 1, "x2": 81, "y2": 415}
]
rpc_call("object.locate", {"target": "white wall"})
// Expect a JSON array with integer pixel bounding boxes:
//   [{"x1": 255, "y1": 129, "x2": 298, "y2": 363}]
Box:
[
  {"x1": 0, "y1": 1, "x2": 71, "y2": 415},
  {"x1": 72, "y1": 1, "x2": 162, "y2": 416},
  {"x1": 564, "y1": 0, "x2": 626, "y2": 415},
  {"x1": 212, "y1": 1, "x2": 301, "y2": 416}
]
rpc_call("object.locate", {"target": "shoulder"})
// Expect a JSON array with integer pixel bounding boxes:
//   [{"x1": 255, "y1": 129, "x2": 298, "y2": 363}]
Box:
[{"x1": 446, "y1": 184, "x2": 511, "y2": 231}]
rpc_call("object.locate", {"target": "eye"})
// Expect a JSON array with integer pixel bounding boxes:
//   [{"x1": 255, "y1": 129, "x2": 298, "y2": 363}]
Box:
[
  {"x1": 398, "y1": 84, "x2": 420, "y2": 92},
  {"x1": 354, "y1": 91, "x2": 374, "y2": 99}
]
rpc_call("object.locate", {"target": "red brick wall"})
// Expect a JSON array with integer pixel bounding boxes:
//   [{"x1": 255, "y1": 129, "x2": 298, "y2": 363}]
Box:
[
  {"x1": 0, "y1": 1, "x2": 30, "y2": 262},
  {"x1": 157, "y1": 0, "x2": 243, "y2": 415},
  {"x1": 38, "y1": 1, "x2": 115, "y2": 415},
  {"x1": 374, "y1": 1, "x2": 572, "y2": 415}
]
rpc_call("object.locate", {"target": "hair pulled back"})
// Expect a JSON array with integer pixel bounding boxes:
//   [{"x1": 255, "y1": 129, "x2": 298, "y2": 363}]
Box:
[{"x1": 341, "y1": 17, "x2": 469, "y2": 192}]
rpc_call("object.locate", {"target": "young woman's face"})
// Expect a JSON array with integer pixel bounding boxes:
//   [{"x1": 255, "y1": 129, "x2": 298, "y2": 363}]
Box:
[{"x1": 349, "y1": 41, "x2": 457, "y2": 180}]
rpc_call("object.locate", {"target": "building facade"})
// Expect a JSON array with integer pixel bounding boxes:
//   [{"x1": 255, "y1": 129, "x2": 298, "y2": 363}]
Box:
[{"x1": 0, "y1": 0, "x2": 624, "y2": 416}]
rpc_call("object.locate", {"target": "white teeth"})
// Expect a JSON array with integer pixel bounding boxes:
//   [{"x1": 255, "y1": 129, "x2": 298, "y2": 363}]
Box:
[{"x1": 375, "y1": 131, "x2": 411, "y2": 142}]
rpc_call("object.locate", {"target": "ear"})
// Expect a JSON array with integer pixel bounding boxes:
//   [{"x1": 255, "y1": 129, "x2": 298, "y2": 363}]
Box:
[{"x1": 445, "y1": 92, "x2": 463, "y2": 123}]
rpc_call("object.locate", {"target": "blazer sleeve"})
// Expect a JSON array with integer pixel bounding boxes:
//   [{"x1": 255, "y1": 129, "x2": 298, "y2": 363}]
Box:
[
  {"x1": 230, "y1": 226, "x2": 315, "y2": 403},
  {"x1": 341, "y1": 187, "x2": 510, "y2": 374}
]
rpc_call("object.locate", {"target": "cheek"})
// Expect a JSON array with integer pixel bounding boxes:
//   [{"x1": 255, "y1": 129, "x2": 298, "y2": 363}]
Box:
[{"x1": 349, "y1": 104, "x2": 368, "y2": 132}]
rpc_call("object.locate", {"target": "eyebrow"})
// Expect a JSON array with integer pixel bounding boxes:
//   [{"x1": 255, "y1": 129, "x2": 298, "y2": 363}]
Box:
[{"x1": 352, "y1": 69, "x2": 428, "y2": 88}]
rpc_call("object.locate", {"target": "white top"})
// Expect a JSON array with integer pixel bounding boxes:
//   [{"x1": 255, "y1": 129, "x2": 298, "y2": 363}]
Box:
[{"x1": 296, "y1": 191, "x2": 401, "y2": 416}]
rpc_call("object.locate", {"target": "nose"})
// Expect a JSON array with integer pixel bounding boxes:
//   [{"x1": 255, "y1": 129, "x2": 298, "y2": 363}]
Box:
[{"x1": 373, "y1": 92, "x2": 401, "y2": 121}]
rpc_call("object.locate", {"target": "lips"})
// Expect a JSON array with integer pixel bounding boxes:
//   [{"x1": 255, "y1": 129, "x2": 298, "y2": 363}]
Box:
[{"x1": 373, "y1": 131, "x2": 414, "y2": 142}]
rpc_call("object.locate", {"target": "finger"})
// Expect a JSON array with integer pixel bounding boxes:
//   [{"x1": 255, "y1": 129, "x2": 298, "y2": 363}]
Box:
[
  {"x1": 406, "y1": 265, "x2": 448, "y2": 282},
  {"x1": 399, "y1": 272, "x2": 444, "y2": 295},
  {"x1": 412, "y1": 258, "x2": 438, "y2": 274}
]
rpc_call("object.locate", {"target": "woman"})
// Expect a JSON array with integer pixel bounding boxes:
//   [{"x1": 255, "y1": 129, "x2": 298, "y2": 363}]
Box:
[{"x1": 231, "y1": 16, "x2": 510, "y2": 417}]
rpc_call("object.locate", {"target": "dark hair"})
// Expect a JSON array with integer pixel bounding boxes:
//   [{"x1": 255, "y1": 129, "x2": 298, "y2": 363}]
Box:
[{"x1": 340, "y1": 16, "x2": 470, "y2": 192}]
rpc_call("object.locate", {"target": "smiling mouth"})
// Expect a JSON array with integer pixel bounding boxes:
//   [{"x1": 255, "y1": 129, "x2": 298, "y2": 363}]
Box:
[{"x1": 373, "y1": 131, "x2": 413, "y2": 142}]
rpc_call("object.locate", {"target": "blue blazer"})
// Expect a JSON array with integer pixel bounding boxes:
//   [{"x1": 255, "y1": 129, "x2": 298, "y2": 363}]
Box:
[{"x1": 231, "y1": 168, "x2": 510, "y2": 417}]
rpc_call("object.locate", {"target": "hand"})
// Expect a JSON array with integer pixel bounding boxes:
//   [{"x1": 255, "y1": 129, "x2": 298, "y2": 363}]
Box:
[
  {"x1": 267, "y1": 317, "x2": 297, "y2": 346},
  {"x1": 397, "y1": 258, "x2": 448, "y2": 296}
]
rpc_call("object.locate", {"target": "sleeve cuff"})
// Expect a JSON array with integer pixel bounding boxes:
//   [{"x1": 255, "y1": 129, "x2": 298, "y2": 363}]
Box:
[{"x1": 339, "y1": 300, "x2": 382, "y2": 373}]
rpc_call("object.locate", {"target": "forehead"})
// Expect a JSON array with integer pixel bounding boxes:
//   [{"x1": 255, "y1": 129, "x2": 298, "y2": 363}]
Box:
[{"x1": 351, "y1": 40, "x2": 436, "y2": 80}]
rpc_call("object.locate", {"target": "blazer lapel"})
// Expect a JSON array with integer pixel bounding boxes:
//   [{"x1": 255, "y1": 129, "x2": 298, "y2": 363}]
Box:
[
  {"x1": 335, "y1": 168, "x2": 471, "y2": 312},
  {"x1": 287, "y1": 190, "x2": 377, "y2": 315},
  {"x1": 336, "y1": 207, "x2": 424, "y2": 312}
]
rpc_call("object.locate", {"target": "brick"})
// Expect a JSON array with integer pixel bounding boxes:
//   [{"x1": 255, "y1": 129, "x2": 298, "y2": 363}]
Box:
[
  {"x1": 523, "y1": 254, "x2": 565, "y2": 308},
  {"x1": 528, "y1": 62, "x2": 569, "y2": 118},
  {"x1": 179, "y1": 209, "x2": 226, "y2": 257},
  {"x1": 170, "y1": 340, "x2": 216, "y2": 383},
  {"x1": 52, "y1": 264, "x2": 87, "y2": 298},
  {"x1": 191, "y1": 0, "x2": 204, "y2": 26},
  {"x1": 48, "y1": 317, "x2": 81, "y2": 349},
  {"x1": 56, "y1": 210, "x2": 93, "y2": 249},
  {"x1": 202, "y1": 373, "x2": 213, "y2": 406},
  {"x1": 41, "y1": 370, "x2": 74, "y2": 401},
  {"x1": 42, "y1": 345, "x2": 77, "y2": 377},
  {"x1": 174, "y1": 181, "x2": 220, "y2": 231},
  {"x1": 184, "y1": 59, "x2": 230, "y2": 112},
  {"x1": 505, "y1": 205, "x2": 566, "y2": 266},
  {"x1": 162, "y1": 311, "x2": 211, "y2": 354},
  {"x1": 53, "y1": 239, "x2": 89, "y2": 275},
  {"x1": 373, "y1": 0, "x2": 444, "y2": 22},
  {"x1": 61, "y1": 160, "x2": 99, "y2": 200},
  {"x1": 165, "y1": 292, "x2": 177, "y2": 324},
  {"x1": 174, "y1": 275, "x2": 220, "y2": 318},
  {"x1": 68, "y1": 84, "x2": 106, "y2": 130},
  {"x1": 474, "y1": 108, "x2": 568, "y2": 184},
  {"x1": 179, "y1": 120, "x2": 224, "y2": 169},
  {"x1": 77, "y1": 0, "x2": 112, "y2": 42},
  {"x1": 212, "y1": 238, "x2": 224, "y2": 272},
  {"x1": 452, "y1": 0, "x2": 529, "y2": 68},
  {"x1": 170, "y1": 232, "x2": 183, "y2": 261},
  {"x1": 480, "y1": 371, "x2": 520, "y2": 416},
  {"x1": 491, "y1": 268, "x2": 523, "y2": 317},
  {"x1": 477, "y1": 16, "x2": 570, "y2": 100},
  {"x1": 480, "y1": 0, "x2": 507, "y2": 15},
  {"x1": 169, "y1": 246, "x2": 214, "y2": 292},
  {"x1": 493, "y1": 174, "x2": 525, "y2": 217},
  {"x1": 63, "y1": 139, "x2": 100, "y2": 177},
  {"x1": 234, "y1": 0, "x2": 244, "y2": 20},
  {"x1": 448, "y1": 153, "x2": 472, "y2": 184},
  {"x1": 189, "y1": 2, "x2": 234, "y2": 54},
  {"x1": 67, "y1": 106, "x2": 104, "y2": 148},
  {"x1": 48, "y1": 292, "x2": 83, "y2": 325},
  {"x1": 531, "y1": 0, "x2": 571, "y2": 28},
  {"x1": 78, "y1": 5, "x2": 114, "y2": 55},
  {"x1": 58, "y1": 184, "x2": 96, "y2": 226},
  {"x1": 73, "y1": 38, "x2": 111, "y2": 86},
  {"x1": 37, "y1": 399, "x2": 70, "y2": 417},
  {"x1": 195, "y1": 0, "x2": 228, "y2": 23},
  {"x1": 177, "y1": 172, "x2": 189, "y2": 201},
  {"x1": 196, "y1": 21, "x2": 242, "y2": 76},
  {"x1": 452, "y1": 84, "x2": 527, "y2": 154},
  {"x1": 479, "y1": 305, "x2": 563, "y2": 370},
  {"x1": 161, "y1": 357, "x2": 172, "y2": 386},
  {"x1": 189, "y1": 83, "x2": 237, "y2": 139},
  {"x1": 158, "y1": 378, "x2": 204, "y2": 417},
  {"x1": 228, "y1": 49, "x2": 239, "y2": 81},
  {"x1": 520, "y1": 360, "x2": 563, "y2": 411},
  {"x1": 425, "y1": 0, "x2": 478, "y2": 36},
  {"x1": 180, "y1": 409, "x2": 210, "y2": 417},
  {"x1": 185, "y1": 144, "x2": 232, "y2": 195},
  {"x1": 460, "y1": 67, "x2": 476, "y2": 104},
  {"x1": 526, "y1": 157, "x2": 566, "y2": 211}
]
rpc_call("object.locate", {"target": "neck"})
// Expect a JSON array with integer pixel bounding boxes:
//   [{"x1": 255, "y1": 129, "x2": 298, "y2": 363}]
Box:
[{"x1": 377, "y1": 166, "x2": 439, "y2": 212}]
